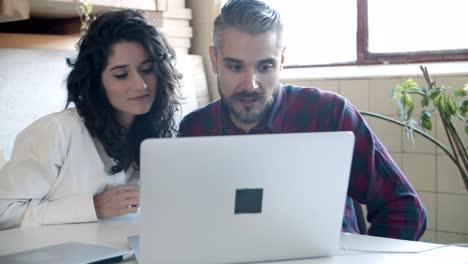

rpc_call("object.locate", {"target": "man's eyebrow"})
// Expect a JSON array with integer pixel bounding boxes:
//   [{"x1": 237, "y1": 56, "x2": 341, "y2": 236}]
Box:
[
  {"x1": 222, "y1": 58, "x2": 277, "y2": 65},
  {"x1": 258, "y1": 58, "x2": 276, "y2": 65},
  {"x1": 223, "y1": 57, "x2": 243, "y2": 64}
]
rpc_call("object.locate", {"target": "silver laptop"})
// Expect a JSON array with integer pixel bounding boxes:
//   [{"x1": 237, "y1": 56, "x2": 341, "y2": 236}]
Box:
[{"x1": 138, "y1": 132, "x2": 355, "y2": 263}]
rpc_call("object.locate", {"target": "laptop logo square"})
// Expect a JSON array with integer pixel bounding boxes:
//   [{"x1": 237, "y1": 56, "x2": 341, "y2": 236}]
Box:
[{"x1": 234, "y1": 188, "x2": 263, "y2": 214}]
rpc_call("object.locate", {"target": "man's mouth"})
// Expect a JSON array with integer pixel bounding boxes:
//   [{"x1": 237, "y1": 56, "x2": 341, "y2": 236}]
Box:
[{"x1": 239, "y1": 96, "x2": 261, "y2": 102}]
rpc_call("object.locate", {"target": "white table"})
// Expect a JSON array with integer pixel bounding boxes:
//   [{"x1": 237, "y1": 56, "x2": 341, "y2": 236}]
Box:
[{"x1": 1, "y1": 213, "x2": 467, "y2": 263}]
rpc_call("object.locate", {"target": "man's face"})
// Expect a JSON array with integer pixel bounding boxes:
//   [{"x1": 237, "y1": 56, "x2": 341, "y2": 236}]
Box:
[{"x1": 209, "y1": 28, "x2": 284, "y2": 131}]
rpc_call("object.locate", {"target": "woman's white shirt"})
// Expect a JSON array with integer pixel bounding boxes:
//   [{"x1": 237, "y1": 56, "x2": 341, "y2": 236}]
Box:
[{"x1": 0, "y1": 108, "x2": 139, "y2": 229}]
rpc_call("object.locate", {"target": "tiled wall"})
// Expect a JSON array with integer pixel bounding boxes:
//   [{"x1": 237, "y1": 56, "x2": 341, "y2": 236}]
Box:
[{"x1": 281, "y1": 75, "x2": 468, "y2": 244}]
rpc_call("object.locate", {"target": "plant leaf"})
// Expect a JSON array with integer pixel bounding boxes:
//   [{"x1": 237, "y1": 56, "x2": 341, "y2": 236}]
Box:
[
  {"x1": 421, "y1": 96, "x2": 430, "y2": 107},
  {"x1": 439, "y1": 94, "x2": 447, "y2": 114},
  {"x1": 404, "y1": 93, "x2": 414, "y2": 118},
  {"x1": 429, "y1": 90, "x2": 441, "y2": 99},
  {"x1": 454, "y1": 88, "x2": 467, "y2": 97},
  {"x1": 433, "y1": 93, "x2": 443, "y2": 107},
  {"x1": 87, "y1": 3, "x2": 93, "y2": 13},
  {"x1": 461, "y1": 101, "x2": 468, "y2": 117},
  {"x1": 404, "y1": 79, "x2": 421, "y2": 93},
  {"x1": 447, "y1": 96, "x2": 457, "y2": 115},
  {"x1": 393, "y1": 83, "x2": 404, "y2": 101},
  {"x1": 421, "y1": 87, "x2": 427, "y2": 95},
  {"x1": 421, "y1": 110, "x2": 432, "y2": 130}
]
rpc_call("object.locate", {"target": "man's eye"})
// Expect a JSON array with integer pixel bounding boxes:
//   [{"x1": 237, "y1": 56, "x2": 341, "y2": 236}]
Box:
[
  {"x1": 229, "y1": 64, "x2": 242, "y2": 72},
  {"x1": 113, "y1": 73, "x2": 128, "y2": 79},
  {"x1": 259, "y1": 64, "x2": 274, "y2": 72}
]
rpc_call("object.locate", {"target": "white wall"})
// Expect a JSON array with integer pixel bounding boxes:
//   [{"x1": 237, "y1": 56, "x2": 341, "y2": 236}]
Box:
[{"x1": 0, "y1": 48, "x2": 70, "y2": 159}]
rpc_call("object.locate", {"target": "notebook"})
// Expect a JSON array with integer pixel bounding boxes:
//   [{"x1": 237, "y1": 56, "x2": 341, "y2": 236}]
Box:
[
  {"x1": 137, "y1": 132, "x2": 355, "y2": 263},
  {"x1": 0, "y1": 242, "x2": 132, "y2": 264}
]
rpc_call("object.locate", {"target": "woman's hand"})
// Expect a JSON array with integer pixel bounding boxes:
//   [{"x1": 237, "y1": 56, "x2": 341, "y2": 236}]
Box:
[{"x1": 93, "y1": 185, "x2": 140, "y2": 218}]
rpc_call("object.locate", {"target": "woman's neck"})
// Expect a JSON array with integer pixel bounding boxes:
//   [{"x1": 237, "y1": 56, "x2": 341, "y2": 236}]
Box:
[{"x1": 117, "y1": 113, "x2": 135, "y2": 129}]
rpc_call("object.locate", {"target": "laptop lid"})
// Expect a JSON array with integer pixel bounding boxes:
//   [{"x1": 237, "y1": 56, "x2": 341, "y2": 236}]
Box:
[{"x1": 140, "y1": 132, "x2": 354, "y2": 264}]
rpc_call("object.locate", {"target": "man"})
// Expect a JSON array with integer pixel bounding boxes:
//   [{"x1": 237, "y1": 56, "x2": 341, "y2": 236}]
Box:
[{"x1": 179, "y1": 0, "x2": 426, "y2": 240}]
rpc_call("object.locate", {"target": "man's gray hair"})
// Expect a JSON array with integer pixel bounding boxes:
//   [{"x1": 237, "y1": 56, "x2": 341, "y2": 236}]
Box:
[{"x1": 213, "y1": 0, "x2": 283, "y2": 48}]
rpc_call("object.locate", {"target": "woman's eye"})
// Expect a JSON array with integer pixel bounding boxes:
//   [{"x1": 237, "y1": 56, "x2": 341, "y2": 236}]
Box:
[
  {"x1": 113, "y1": 73, "x2": 128, "y2": 80},
  {"x1": 141, "y1": 69, "x2": 153, "y2": 74}
]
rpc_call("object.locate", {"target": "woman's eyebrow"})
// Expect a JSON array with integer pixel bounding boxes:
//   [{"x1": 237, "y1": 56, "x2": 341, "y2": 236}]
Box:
[
  {"x1": 140, "y1": 59, "x2": 153, "y2": 65},
  {"x1": 109, "y1": 64, "x2": 128, "y2": 71}
]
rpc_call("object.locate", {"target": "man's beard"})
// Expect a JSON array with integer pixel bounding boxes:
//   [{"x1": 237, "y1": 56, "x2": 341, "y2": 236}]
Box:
[{"x1": 218, "y1": 79, "x2": 275, "y2": 125}]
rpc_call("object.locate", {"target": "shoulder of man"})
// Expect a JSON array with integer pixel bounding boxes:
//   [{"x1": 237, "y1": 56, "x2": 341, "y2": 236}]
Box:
[
  {"x1": 178, "y1": 100, "x2": 221, "y2": 137},
  {"x1": 282, "y1": 84, "x2": 347, "y2": 110}
]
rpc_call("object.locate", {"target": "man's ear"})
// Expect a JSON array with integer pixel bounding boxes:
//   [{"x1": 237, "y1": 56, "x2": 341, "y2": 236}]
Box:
[
  {"x1": 280, "y1": 46, "x2": 285, "y2": 70},
  {"x1": 209, "y1": 45, "x2": 218, "y2": 74}
]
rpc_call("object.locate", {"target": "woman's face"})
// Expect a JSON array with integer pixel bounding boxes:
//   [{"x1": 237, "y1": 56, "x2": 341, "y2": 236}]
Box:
[{"x1": 101, "y1": 41, "x2": 157, "y2": 128}]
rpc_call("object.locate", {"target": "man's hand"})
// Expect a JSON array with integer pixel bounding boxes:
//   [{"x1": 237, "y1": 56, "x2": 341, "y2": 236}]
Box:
[{"x1": 93, "y1": 185, "x2": 140, "y2": 218}]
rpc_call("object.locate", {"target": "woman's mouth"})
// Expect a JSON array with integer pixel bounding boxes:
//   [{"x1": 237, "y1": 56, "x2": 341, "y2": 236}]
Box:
[{"x1": 130, "y1": 94, "x2": 150, "y2": 101}]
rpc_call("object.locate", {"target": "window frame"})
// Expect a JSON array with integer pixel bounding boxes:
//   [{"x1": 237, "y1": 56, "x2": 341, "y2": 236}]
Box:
[{"x1": 285, "y1": 0, "x2": 468, "y2": 68}]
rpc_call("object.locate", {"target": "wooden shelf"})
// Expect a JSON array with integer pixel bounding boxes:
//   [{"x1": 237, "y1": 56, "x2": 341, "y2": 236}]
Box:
[
  {"x1": 0, "y1": 32, "x2": 80, "y2": 50},
  {"x1": 0, "y1": 0, "x2": 29, "y2": 22},
  {"x1": 29, "y1": 0, "x2": 160, "y2": 18},
  {"x1": 1, "y1": 0, "x2": 166, "y2": 21},
  {"x1": 0, "y1": 0, "x2": 192, "y2": 53}
]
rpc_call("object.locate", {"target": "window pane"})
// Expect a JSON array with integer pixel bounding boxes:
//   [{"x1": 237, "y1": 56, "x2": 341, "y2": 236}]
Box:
[
  {"x1": 368, "y1": 0, "x2": 468, "y2": 53},
  {"x1": 263, "y1": 0, "x2": 356, "y2": 65}
]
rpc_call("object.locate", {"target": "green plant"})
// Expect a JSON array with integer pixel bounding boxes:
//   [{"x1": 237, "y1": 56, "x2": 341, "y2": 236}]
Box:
[
  {"x1": 361, "y1": 66, "x2": 468, "y2": 191},
  {"x1": 75, "y1": 0, "x2": 93, "y2": 35}
]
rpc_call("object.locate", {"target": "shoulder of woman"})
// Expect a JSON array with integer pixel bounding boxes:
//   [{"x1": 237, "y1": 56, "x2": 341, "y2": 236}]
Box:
[{"x1": 17, "y1": 108, "x2": 86, "y2": 142}]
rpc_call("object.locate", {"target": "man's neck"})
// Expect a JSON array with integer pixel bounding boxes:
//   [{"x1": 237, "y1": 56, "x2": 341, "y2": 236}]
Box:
[{"x1": 229, "y1": 112, "x2": 260, "y2": 133}]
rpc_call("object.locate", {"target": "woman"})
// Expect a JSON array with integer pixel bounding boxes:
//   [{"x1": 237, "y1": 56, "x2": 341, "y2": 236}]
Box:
[{"x1": 0, "y1": 9, "x2": 181, "y2": 229}]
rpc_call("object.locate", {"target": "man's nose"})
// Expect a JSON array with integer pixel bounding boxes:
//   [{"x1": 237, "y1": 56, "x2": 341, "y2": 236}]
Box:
[{"x1": 243, "y1": 71, "x2": 259, "y2": 91}]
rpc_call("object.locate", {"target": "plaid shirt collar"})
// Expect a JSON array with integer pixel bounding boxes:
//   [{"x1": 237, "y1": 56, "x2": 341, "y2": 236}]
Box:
[{"x1": 219, "y1": 84, "x2": 284, "y2": 134}]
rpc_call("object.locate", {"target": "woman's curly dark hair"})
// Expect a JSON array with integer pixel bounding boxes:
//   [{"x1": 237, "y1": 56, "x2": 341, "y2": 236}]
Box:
[{"x1": 66, "y1": 9, "x2": 181, "y2": 174}]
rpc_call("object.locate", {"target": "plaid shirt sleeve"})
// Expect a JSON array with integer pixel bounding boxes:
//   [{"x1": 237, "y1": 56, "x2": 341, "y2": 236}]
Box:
[{"x1": 335, "y1": 97, "x2": 427, "y2": 240}]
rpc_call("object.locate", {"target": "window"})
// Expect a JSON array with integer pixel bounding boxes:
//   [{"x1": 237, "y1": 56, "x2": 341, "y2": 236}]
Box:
[
  {"x1": 264, "y1": 0, "x2": 356, "y2": 66},
  {"x1": 367, "y1": 0, "x2": 467, "y2": 53},
  {"x1": 262, "y1": 0, "x2": 468, "y2": 67}
]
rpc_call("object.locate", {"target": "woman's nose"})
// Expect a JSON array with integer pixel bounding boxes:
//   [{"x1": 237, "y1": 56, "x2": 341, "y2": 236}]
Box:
[{"x1": 131, "y1": 72, "x2": 148, "y2": 90}]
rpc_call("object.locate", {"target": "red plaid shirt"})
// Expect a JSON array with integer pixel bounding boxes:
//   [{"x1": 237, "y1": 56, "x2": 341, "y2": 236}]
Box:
[{"x1": 178, "y1": 85, "x2": 427, "y2": 240}]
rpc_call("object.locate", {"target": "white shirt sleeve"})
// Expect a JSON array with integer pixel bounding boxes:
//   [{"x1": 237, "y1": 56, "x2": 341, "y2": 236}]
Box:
[{"x1": 0, "y1": 114, "x2": 98, "y2": 229}]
